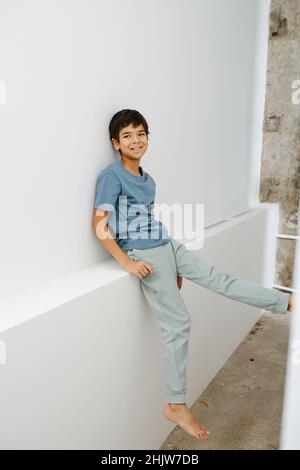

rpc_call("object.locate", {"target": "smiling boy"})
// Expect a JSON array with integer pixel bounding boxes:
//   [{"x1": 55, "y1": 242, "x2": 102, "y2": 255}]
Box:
[{"x1": 92, "y1": 109, "x2": 293, "y2": 441}]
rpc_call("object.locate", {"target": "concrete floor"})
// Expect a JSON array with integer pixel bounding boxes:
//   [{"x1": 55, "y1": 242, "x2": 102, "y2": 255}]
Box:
[{"x1": 159, "y1": 311, "x2": 291, "y2": 450}]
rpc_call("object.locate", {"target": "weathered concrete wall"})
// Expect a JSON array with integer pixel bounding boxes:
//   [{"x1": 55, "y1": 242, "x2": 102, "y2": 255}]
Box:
[{"x1": 259, "y1": 0, "x2": 300, "y2": 289}]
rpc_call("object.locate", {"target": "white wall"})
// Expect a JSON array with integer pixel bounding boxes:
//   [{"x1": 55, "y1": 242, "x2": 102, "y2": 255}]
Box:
[
  {"x1": 248, "y1": 0, "x2": 271, "y2": 208},
  {"x1": 0, "y1": 0, "x2": 264, "y2": 298}
]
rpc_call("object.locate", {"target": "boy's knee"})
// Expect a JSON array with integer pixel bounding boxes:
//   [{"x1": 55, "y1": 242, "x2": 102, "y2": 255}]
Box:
[
  {"x1": 186, "y1": 317, "x2": 192, "y2": 333},
  {"x1": 178, "y1": 316, "x2": 192, "y2": 335},
  {"x1": 162, "y1": 316, "x2": 192, "y2": 339}
]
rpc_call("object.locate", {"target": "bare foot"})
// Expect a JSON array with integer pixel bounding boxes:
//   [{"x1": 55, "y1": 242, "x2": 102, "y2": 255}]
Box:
[
  {"x1": 163, "y1": 403, "x2": 209, "y2": 440},
  {"x1": 288, "y1": 294, "x2": 294, "y2": 312}
]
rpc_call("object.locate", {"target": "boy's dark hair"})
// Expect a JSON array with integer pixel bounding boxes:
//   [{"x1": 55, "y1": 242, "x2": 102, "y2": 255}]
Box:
[{"x1": 109, "y1": 109, "x2": 150, "y2": 156}]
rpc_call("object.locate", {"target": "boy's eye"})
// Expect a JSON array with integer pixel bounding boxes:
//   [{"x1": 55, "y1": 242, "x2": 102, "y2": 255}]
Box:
[{"x1": 123, "y1": 133, "x2": 145, "y2": 138}]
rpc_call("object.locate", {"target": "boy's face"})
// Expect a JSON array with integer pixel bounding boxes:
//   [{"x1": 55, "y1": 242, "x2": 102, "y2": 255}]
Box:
[{"x1": 112, "y1": 123, "x2": 148, "y2": 161}]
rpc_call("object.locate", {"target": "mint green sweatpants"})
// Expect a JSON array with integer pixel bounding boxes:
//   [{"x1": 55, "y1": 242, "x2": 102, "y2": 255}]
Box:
[{"x1": 125, "y1": 237, "x2": 289, "y2": 404}]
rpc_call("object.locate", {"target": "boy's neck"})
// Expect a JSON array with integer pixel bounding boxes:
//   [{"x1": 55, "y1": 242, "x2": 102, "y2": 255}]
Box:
[{"x1": 120, "y1": 157, "x2": 142, "y2": 176}]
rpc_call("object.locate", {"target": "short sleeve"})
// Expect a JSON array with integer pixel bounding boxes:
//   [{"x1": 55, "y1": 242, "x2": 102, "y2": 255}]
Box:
[{"x1": 94, "y1": 170, "x2": 121, "y2": 212}]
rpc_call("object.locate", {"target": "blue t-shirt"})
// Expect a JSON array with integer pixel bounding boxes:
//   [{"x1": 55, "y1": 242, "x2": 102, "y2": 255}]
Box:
[{"x1": 94, "y1": 160, "x2": 170, "y2": 251}]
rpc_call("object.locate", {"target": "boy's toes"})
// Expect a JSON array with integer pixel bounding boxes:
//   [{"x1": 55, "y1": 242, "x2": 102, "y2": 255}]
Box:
[{"x1": 197, "y1": 427, "x2": 209, "y2": 439}]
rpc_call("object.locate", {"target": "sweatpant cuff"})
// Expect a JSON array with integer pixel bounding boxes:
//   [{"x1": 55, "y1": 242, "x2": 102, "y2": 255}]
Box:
[
  {"x1": 274, "y1": 291, "x2": 290, "y2": 314},
  {"x1": 166, "y1": 394, "x2": 187, "y2": 404}
]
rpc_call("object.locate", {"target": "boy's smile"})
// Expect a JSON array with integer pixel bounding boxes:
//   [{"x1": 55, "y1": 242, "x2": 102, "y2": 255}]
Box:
[{"x1": 112, "y1": 123, "x2": 148, "y2": 173}]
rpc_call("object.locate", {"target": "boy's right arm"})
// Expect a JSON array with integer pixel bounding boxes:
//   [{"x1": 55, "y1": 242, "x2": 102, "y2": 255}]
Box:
[
  {"x1": 92, "y1": 208, "x2": 153, "y2": 279},
  {"x1": 92, "y1": 208, "x2": 129, "y2": 267}
]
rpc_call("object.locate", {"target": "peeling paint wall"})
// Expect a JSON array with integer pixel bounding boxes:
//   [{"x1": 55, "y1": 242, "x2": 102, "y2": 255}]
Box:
[{"x1": 259, "y1": 0, "x2": 300, "y2": 289}]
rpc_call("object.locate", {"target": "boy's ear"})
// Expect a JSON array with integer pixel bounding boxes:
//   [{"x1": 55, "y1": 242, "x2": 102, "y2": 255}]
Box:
[{"x1": 111, "y1": 137, "x2": 120, "y2": 151}]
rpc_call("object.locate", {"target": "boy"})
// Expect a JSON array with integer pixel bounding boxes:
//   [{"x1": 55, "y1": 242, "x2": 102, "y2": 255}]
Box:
[{"x1": 92, "y1": 109, "x2": 293, "y2": 441}]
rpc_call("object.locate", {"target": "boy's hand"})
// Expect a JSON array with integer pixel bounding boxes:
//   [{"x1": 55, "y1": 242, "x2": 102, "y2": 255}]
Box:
[
  {"x1": 177, "y1": 275, "x2": 183, "y2": 290},
  {"x1": 122, "y1": 258, "x2": 154, "y2": 280}
]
